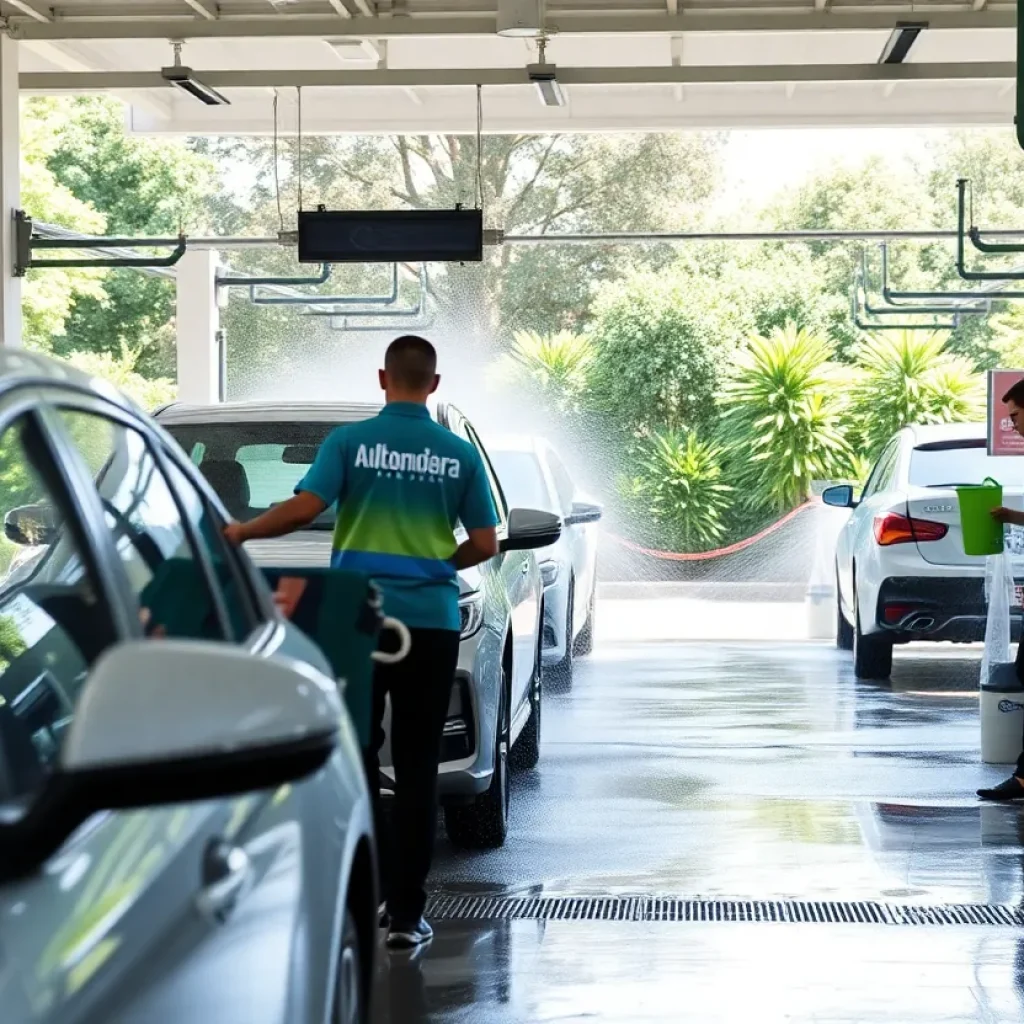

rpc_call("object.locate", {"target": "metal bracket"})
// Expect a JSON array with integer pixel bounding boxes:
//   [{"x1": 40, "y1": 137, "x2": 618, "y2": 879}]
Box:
[{"x1": 15, "y1": 210, "x2": 187, "y2": 276}]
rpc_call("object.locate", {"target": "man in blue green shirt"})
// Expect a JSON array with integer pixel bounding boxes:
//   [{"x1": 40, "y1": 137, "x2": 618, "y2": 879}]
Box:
[{"x1": 225, "y1": 336, "x2": 500, "y2": 949}]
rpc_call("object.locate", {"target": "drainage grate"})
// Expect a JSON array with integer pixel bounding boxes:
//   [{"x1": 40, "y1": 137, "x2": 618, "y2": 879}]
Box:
[{"x1": 425, "y1": 895, "x2": 1024, "y2": 928}]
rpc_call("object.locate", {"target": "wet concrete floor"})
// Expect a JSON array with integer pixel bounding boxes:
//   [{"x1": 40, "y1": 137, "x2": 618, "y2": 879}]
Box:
[{"x1": 373, "y1": 634, "x2": 1024, "y2": 1022}]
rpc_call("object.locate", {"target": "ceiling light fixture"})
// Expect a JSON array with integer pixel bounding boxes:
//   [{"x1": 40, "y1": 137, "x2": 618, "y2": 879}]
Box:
[
  {"x1": 497, "y1": 0, "x2": 546, "y2": 38},
  {"x1": 161, "y1": 42, "x2": 231, "y2": 106},
  {"x1": 527, "y1": 36, "x2": 565, "y2": 107},
  {"x1": 878, "y1": 22, "x2": 927, "y2": 65}
]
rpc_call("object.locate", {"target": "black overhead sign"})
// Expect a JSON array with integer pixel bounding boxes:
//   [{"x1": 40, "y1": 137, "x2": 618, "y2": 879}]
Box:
[{"x1": 297, "y1": 208, "x2": 484, "y2": 264}]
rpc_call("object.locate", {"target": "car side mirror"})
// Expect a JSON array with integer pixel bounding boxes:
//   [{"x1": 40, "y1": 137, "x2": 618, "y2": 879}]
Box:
[
  {"x1": 4, "y1": 504, "x2": 58, "y2": 546},
  {"x1": 822, "y1": 485, "x2": 857, "y2": 509},
  {"x1": 500, "y1": 508, "x2": 562, "y2": 552},
  {"x1": 565, "y1": 500, "x2": 603, "y2": 527},
  {"x1": 0, "y1": 640, "x2": 342, "y2": 882}
]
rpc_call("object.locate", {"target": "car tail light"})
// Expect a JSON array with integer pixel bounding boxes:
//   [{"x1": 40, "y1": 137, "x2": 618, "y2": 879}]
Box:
[{"x1": 873, "y1": 513, "x2": 949, "y2": 546}]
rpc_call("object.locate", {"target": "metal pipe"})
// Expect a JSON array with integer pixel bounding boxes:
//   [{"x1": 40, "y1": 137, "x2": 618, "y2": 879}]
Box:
[
  {"x1": 218, "y1": 263, "x2": 332, "y2": 289},
  {"x1": 298, "y1": 269, "x2": 427, "y2": 317},
  {"x1": 956, "y1": 178, "x2": 1024, "y2": 281},
  {"x1": 850, "y1": 286, "x2": 958, "y2": 332},
  {"x1": 968, "y1": 227, "x2": 1024, "y2": 256},
  {"x1": 881, "y1": 242, "x2": 1024, "y2": 300},
  {"x1": 251, "y1": 263, "x2": 401, "y2": 307},
  {"x1": 859, "y1": 251, "x2": 990, "y2": 314},
  {"x1": 30, "y1": 238, "x2": 187, "y2": 271}
]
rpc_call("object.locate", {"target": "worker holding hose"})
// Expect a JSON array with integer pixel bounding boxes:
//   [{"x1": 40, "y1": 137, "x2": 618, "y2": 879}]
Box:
[
  {"x1": 979, "y1": 378, "x2": 1024, "y2": 801},
  {"x1": 222, "y1": 335, "x2": 500, "y2": 948}
]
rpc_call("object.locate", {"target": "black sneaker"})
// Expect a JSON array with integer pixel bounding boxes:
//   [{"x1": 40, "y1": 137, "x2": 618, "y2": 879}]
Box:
[
  {"x1": 386, "y1": 917, "x2": 433, "y2": 950},
  {"x1": 978, "y1": 777, "x2": 1024, "y2": 802}
]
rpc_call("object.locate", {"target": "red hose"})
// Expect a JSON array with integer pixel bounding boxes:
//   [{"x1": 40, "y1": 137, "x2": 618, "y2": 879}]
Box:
[{"x1": 605, "y1": 501, "x2": 815, "y2": 562}]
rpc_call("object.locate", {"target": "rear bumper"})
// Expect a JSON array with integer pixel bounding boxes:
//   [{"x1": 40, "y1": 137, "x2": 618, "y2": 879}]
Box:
[{"x1": 875, "y1": 576, "x2": 1022, "y2": 643}]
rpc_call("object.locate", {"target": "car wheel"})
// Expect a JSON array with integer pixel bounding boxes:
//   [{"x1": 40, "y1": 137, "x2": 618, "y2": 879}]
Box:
[
  {"x1": 853, "y1": 581, "x2": 893, "y2": 680},
  {"x1": 836, "y1": 570, "x2": 854, "y2": 652},
  {"x1": 549, "y1": 584, "x2": 575, "y2": 691},
  {"x1": 445, "y1": 665, "x2": 511, "y2": 849},
  {"x1": 574, "y1": 584, "x2": 596, "y2": 657},
  {"x1": 334, "y1": 910, "x2": 364, "y2": 1024},
  {"x1": 511, "y1": 614, "x2": 543, "y2": 773}
]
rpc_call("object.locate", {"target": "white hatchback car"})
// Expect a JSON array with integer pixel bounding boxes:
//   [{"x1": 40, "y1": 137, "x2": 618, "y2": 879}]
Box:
[
  {"x1": 488, "y1": 436, "x2": 602, "y2": 685},
  {"x1": 825, "y1": 422, "x2": 1024, "y2": 680}
]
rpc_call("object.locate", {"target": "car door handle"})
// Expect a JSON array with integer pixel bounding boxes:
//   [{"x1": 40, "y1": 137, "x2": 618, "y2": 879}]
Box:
[{"x1": 196, "y1": 839, "x2": 252, "y2": 923}]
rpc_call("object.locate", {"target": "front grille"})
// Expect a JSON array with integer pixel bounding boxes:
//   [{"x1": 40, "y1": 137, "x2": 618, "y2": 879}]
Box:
[{"x1": 425, "y1": 894, "x2": 1024, "y2": 928}]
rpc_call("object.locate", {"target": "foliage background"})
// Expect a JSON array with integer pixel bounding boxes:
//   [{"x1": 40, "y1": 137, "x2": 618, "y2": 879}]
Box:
[{"x1": 19, "y1": 97, "x2": 1024, "y2": 551}]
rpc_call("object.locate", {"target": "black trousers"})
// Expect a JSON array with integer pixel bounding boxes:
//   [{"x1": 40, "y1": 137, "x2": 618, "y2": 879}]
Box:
[{"x1": 364, "y1": 627, "x2": 460, "y2": 922}]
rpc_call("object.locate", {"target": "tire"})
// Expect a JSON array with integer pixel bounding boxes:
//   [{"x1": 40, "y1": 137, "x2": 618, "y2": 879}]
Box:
[
  {"x1": 445, "y1": 666, "x2": 511, "y2": 849},
  {"x1": 334, "y1": 910, "x2": 365, "y2": 1024},
  {"x1": 574, "y1": 585, "x2": 596, "y2": 657},
  {"x1": 548, "y1": 585, "x2": 575, "y2": 691},
  {"x1": 836, "y1": 570, "x2": 854, "y2": 652},
  {"x1": 511, "y1": 615, "x2": 543, "y2": 773},
  {"x1": 853, "y1": 582, "x2": 893, "y2": 680}
]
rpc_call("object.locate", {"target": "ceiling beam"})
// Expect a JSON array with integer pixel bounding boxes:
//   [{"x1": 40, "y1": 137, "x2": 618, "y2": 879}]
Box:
[
  {"x1": 20, "y1": 61, "x2": 1015, "y2": 91},
  {"x1": 182, "y1": 0, "x2": 218, "y2": 19},
  {"x1": 7, "y1": 10, "x2": 1014, "y2": 41},
  {"x1": 5, "y1": 0, "x2": 51, "y2": 22}
]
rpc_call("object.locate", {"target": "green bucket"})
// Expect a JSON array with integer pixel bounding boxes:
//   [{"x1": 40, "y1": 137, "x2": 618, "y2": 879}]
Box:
[{"x1": 956, "y1": 477, "x2": 1004, "y2": 556}]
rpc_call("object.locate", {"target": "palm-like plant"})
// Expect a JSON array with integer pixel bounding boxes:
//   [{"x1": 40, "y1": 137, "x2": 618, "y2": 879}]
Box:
[
  {"x1": 502, "y1": 330, "x2": 595, "y2": 416},
  {"x1": 719, "y1": 323, "x2": 854, "y2": 512},
  {"x1": 850, "y1": 331, "x2": 985, "y2": 460},
  {"x1": 622, "y1": 429, "x2": 733, "y2": 551}
]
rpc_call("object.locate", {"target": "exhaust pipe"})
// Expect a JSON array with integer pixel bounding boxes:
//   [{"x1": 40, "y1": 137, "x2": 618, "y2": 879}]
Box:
[{"x1": 908, "y1": 615, "x2": 936, "y2": 632}]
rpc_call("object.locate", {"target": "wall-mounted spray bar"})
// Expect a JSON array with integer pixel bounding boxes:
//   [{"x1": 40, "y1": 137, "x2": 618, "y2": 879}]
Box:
[
  {"x1": 859, "y1": 250, "x2": 990, "y2": 316},
  {"x1": 957, "y1": 179, "x2": 1024, "y2": 281},
  {"x1": 881, "y1": 243, "x2": 1024, "y2": 301},
  {"x1": 251, "y1": 263, "x2": 401, "y2": 307},
  {"x1": 15, "y1": 212, "x2": 186, "y2": 276}
]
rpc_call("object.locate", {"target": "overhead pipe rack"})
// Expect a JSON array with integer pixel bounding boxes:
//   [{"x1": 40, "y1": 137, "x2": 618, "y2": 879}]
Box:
[
  {"x1": 880, "y1": 243, "x2": 1024, "y2": 301},
  {"x1": 859, "y1": 249, "x2": 991, "y2": 316}
]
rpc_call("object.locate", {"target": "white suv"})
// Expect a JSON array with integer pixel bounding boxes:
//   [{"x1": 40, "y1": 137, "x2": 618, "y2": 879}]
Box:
[{"x1": 826, "y1": 422, "x2": 1024, "y2": 680}]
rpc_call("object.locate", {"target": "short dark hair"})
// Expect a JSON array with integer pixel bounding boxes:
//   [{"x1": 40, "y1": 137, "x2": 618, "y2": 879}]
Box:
[
  {"x1": 1003, "y1": 378, "x2": 1024, "y2": 406},
  {"x1": 385, "y1": 335, "x2": 437, "y2": 390}
]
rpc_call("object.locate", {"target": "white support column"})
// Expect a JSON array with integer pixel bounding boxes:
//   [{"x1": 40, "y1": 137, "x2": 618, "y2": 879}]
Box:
[
  {"x1": 0, "y1": 36, "x2": 21, "y2": 348},
  {"x1": 176, "y1": 248, "x2": 220, "y2": 404}
]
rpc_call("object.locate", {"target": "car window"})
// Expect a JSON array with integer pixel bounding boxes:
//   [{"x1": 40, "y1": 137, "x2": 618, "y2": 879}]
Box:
[
  {"x1": 158, "y1": 452, "x2": 258, "y2": 640},
  {"x1": 908, "y1": 438, "x2": 1024, "y2": 488},
  {"x1": 863, "y1": 440, "x2": 899, "y2": 499},
  {"x1": 58, "y1": 410, "x2": 229, "y2": 643},
  {"x1": 0, "y1": 415, "x2": 118, "y2": 803},
  {"x1": 490, "y1": 450, "x2": 554, "y2": 514},
  {"x1": 545, "y1": 450, "x2": 576, "y2": 514},
  {"x1": 165, "y1": 421, "x2": 339, "y2": 530},
  {"x1": 465, "y1": 425, "x2": 508, "y2": 527}
]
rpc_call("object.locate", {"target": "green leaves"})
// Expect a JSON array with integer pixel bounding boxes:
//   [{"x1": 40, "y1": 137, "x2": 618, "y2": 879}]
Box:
[
  {"x1": 848, "y1": 330, "x2": 985, "y2": 460},
  {"x1": 720, "y1": 324, "x2": 854, "y2": 512},
  {"x1": 620, "y1": 430, "x2": 733, "y2": 551}
]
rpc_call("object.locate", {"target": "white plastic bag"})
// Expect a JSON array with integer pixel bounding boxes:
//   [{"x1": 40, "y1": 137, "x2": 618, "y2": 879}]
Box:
[{"x1": 982, "y1": 551, "x2": 1016, "y2": 685}]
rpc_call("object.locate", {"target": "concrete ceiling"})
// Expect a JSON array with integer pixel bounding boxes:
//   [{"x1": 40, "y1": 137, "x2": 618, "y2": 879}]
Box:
[{"x1": 2, "y1": 0, "x2": 1017, "y2": 132}]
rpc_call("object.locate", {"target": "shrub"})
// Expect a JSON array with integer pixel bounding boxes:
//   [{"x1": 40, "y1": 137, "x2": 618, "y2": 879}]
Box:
[
  {"x1": 720, "y1": 323, "x2": 854, "y2": 512},
  {"x1": 619, "y1": 429, "x2": 733, "y2": 551},
  {"x1": 848, "y1": 330, "x2": 985, "y2": 460},
  {"x1": 65, "y1": 343, "x2": 176, "y2": 411},
  {"x1": 498, "y1": 330, "x2": 595, "y2": 416}
]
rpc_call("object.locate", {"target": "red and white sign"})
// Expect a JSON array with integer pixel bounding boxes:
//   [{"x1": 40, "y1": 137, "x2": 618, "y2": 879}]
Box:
[{"x1": 988, "y1": 369, "x2": 1024, "y2": 456}]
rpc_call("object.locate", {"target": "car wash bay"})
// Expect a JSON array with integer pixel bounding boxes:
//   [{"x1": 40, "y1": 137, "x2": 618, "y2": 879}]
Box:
[
  {"x1": 5, "y1": 3, "x2": 1024, "y2": 1022},
  {"x1": 371, "y1": 604, "x2": 1024, "y2": 1023}
]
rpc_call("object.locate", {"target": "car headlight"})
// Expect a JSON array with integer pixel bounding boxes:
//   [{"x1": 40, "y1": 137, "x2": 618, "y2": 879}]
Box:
[
  {"x1": 540, "y1": 560, "x2": 560, "y2": 588},
  {"x1": 459, "y1": 592, "x2": 484, "y2": 639}
]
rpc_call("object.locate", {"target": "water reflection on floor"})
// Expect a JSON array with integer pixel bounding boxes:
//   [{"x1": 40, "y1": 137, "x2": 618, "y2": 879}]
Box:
[{"x1": 374, "y1": 637, "x2": 1024, "y2": 1022}]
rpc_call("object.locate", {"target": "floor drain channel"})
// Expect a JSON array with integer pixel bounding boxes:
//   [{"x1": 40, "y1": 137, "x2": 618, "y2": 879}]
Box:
[{"x1": 425, "y1": 896, "x2": 1024, "y2": 927}]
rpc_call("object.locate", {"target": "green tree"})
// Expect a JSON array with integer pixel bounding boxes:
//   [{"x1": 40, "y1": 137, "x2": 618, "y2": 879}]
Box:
[
  {"x1": 491, "y1": 330, "x2": 594, "y2": 416},
  {"x1": 40, "y1": 96, "x2": 217, "y2": 377},
  {"x1": 589, "y1": 268, "x2": 726, "y2": 437},
  {"x1": 66, "y1": 344, "x2": 176, "y2": 411},
  {"x1": 620, "y1": 429, "x2": 733, "y2": 551},
  {"x1": 848, "y1": 330, "x2": 984, "y2": 460},
  {"x1": 720, "y1": 323, "x2": 854, "y2": 511},
  {"x1": 19, "y1": 99, "x2": 106, "y2": 353}
]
